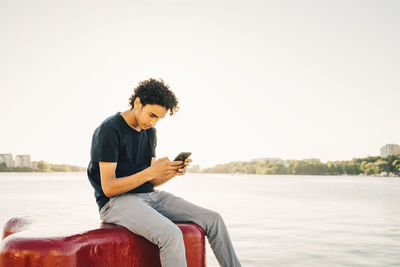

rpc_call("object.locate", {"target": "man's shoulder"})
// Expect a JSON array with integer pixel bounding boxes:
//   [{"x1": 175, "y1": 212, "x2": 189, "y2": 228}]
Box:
[
  {"x1": 100, "y1": 113, "x2": 120, "y2": 127},
  {"x1": 94, "y1": 113, "x2": 122, "y2": 135}
]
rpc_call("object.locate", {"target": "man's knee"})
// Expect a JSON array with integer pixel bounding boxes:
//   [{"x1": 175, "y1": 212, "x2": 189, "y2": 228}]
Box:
[
  {"x1": 167, "y1": 224, "x2": 184, "y2": 242},
  {"x1": 206, "y1": 210, "x2": 224, "y2": 224},
  {"x1": 158, "y1": 223, "x2": 184, "y2": 248},
  {"x1": 200, "y1": 210, "x2": 226, "y2": 233}
]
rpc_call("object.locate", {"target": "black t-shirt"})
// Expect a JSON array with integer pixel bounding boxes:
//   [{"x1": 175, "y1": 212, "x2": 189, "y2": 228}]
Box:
[{"x1": 87, "y1": 112, "x2": 156, "y2": 211}]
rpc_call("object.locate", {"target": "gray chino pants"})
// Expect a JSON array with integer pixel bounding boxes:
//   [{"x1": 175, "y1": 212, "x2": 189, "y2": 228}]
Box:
[{"x1": 99, "y1": 190, "x2": 241, "y2": 267}]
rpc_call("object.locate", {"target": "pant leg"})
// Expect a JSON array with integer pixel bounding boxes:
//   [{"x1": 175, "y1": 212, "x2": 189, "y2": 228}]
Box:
[
  {"x1": 150, "y1": 190, "x2": 242, "y2": 267},
  {"x1": 99, "y1": 193, "x2": 187, "y2": 267}
]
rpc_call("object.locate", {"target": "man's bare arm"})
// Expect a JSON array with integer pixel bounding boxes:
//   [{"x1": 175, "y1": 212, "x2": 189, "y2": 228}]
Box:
[
  {"x1": 99, "y1": 162, "x2": 156, "y2": 197},
  {"x1": 100, "y1": 157, "x2": 182, "y2": 197}
]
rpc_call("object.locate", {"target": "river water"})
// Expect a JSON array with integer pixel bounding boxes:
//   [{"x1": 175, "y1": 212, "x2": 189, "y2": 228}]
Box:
[{"x1": 0, "y1": 172, "x2": 399, "y2": 266}]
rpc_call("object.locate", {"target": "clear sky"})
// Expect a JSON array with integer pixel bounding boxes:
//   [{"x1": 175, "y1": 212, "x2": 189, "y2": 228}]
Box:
[{"x1": 0, "y1": 0, "x2": 399, "y2": 168}]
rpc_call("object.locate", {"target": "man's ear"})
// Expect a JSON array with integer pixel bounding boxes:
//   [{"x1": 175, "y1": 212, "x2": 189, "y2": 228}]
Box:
[{"x1": 134, "y1": 97, "x2": 142, "y2": 110}]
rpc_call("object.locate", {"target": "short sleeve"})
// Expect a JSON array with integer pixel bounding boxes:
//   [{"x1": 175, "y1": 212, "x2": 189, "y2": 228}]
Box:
[
  {"x1": 91, "y1": 125, "x2": 120, "y2": 162},
  {"x1": 149, "y1": 127, "x2": 157, "y2": 158}
]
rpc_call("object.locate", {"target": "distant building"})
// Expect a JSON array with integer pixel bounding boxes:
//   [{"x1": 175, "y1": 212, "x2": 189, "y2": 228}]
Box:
[
  {"x1": 0, "y1": 153, "x2": 14, "y2": 168},
  {"x1": 14, "y1": 154, "x2": 32, "y2": 168},
  {"x1": 380, "y1": 144, "x2": 400, "y2": 157},
  {"x1": 31, "y1": 161, "x2": 38, "y2": 170}
]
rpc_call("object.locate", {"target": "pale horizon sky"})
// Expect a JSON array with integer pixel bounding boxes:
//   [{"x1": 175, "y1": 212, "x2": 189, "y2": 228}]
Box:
[{"x1": 1, "y1": 0, "x2": 399, "y2": 168}]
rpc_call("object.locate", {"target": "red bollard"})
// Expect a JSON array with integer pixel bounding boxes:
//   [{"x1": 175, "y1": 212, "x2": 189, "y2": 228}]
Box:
[{"x1": 0, "y1": 217, "x2": 206, "y2": 267}]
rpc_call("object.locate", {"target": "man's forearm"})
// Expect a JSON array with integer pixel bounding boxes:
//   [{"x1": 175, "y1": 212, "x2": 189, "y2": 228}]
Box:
[
  {"x1": 104, "y1": 167, "x2": 156, "y2": 197},
  {"x1": 149, "y1": 173, "x2": 176, "y2": 187}
]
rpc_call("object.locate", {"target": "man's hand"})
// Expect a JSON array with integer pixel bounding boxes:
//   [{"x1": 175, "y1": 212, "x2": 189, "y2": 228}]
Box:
[
  {"x1": 177, "y1": 158, "x2": 192, "y2": 176},
  {"x1": 149, "y1": 157, "x2": 192, "y2": 187},
  {"x1": 150, "y1": 157, "x2": 182, "y2": 178}
]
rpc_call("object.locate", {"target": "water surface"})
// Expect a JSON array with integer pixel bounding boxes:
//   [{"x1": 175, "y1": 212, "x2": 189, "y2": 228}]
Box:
[{"x1": 0, "y1": 173, "x2": 399, "y2": 266}]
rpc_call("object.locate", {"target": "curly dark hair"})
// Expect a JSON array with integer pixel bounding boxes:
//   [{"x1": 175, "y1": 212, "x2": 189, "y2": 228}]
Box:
[{"x1": 129, "y1": 78, "x2": 179, "y2": 115}]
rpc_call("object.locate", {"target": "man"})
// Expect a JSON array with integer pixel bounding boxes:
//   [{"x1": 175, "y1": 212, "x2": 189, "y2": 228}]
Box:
[{"x1": 87, "y1": 78, "x2": 241, "y2": 267}]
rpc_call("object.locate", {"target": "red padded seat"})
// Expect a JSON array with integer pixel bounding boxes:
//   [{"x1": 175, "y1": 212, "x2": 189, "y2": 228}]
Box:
[{"x1": 1, "y1": 217, "x2": 205, "y2": 267}]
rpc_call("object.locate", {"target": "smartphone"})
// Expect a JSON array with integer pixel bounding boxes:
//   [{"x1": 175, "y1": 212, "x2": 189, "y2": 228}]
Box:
[{"x1": 173, "y1": 152, "x2": 192, "y2": 162}]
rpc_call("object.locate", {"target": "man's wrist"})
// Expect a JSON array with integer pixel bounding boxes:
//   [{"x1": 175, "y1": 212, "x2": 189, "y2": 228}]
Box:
[{"x1": 145, "y1": 166, "x2": 157, "y2": 181}]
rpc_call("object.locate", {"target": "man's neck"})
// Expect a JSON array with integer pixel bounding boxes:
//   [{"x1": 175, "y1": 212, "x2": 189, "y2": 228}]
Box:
[{"x1": 121, "y1": 109, "x2": 142, "y2": 132}]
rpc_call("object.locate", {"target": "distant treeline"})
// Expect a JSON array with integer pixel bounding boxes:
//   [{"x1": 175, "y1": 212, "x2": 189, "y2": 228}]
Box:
[
  {"x1": 200, "y1": 156, "x2": 400, "y2": 176},
  {"x1": 0, "y1": 160, "x2": 86, "y2": 172}
]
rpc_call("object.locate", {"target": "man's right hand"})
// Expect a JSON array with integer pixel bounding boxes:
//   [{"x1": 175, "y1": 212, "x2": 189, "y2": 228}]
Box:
[{"x1": 150, "y1": 157, "x2": 183, "y2": 178}]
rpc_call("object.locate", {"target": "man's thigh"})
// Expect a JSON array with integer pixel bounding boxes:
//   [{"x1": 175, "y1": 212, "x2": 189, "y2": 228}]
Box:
[
  {"x1": 100, "y1": 193, "x2": 179, "y2": 245},
  {"x1": 152, "y1": 190, "x2": 219, "y2": 224}
]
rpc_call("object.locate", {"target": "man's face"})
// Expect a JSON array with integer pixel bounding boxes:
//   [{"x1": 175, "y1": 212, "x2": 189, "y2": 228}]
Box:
[{"x1": 136, "y1": 102, "x2": 168, "y2": 130}]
